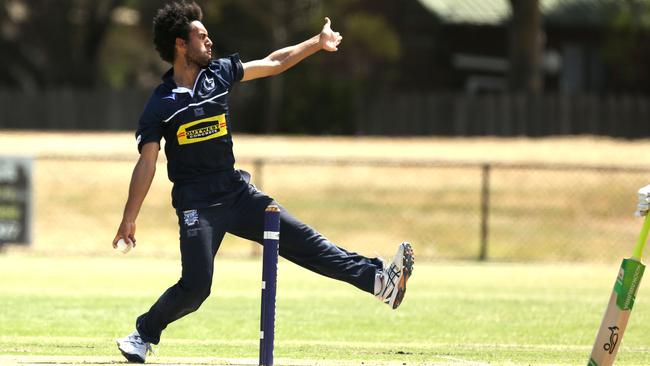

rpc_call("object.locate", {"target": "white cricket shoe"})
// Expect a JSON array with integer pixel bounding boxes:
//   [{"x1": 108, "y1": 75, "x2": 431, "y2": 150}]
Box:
[
  {"x1": 375, "y1": 242, "x2": 414, "y2": 309},
  {"x1": 116, "y1": 330, "x2": 153, "y2": 363}
]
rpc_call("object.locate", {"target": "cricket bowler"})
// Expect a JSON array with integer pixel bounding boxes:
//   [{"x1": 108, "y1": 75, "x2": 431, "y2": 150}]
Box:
[{"x1": 112, "y1": 2, "x2": 414, "y2": 363}]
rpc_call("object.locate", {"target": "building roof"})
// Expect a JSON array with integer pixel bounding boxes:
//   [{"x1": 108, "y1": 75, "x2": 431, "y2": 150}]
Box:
[{"x1": 417, "y1": 0, "x2": 622, "y2": 26}]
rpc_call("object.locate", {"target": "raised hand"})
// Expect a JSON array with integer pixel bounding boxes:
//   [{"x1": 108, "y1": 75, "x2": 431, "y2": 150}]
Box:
[{"x1": 319, "y1": 17, "x2": 342, "y2": 52}]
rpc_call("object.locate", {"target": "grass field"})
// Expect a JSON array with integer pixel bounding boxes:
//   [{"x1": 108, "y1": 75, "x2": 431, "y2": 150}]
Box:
[
  {"x1": 1, "y1": 132, "x2": 649, "y2": 261},
  {"x1": 3, "y1": 132, "x2": 650, "y2": 364},
  {"x1": 2, "y1": 253, "x2": 650, "y2": 365}
]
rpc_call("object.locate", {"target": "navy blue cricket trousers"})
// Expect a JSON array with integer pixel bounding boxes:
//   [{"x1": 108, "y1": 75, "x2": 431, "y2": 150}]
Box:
[{"x1": 136, "y1": 183, "x2": 383, "y2": 344}]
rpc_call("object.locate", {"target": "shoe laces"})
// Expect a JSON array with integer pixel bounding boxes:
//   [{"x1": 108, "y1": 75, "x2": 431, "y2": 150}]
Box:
[
  {"x1": 377, "y1": 263, "x2": 400, "y2": 300},
  {"x1": 128, "y1": 333, "x2": 155, "y2": 356},
  {"x1": 385, "y1": 263, "x2": 400, "y2": 288}
]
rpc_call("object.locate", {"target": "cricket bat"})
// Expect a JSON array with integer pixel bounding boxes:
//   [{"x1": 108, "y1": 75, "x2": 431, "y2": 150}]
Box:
[{"x1": 588, "y1": 214, "x2": 650, "y2": 366}]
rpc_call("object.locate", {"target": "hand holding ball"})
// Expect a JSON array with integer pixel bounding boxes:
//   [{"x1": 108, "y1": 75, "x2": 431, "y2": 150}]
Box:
[{"x1": 115, "y1": 238, "x2": 133, "y2": 254}]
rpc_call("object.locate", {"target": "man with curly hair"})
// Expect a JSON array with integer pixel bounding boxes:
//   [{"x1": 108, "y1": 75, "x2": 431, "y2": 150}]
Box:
[{"x1": 113, "y1": 1, "x2": 414, "y2": 363}]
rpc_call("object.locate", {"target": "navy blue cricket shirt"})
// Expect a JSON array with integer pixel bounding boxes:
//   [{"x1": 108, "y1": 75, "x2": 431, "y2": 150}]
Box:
[{"x1": 135, "y1": 54, "x2": 249, "y2": 209}]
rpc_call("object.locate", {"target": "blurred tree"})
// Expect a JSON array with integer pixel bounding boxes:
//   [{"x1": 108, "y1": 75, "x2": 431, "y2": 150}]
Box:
[
  {"x1": 281, "y1": 0, "x2": 404, "y2": 134},
  {"x1": 0, "y1": 0, "x2": 407, "y2": 134},
  {"x1": 97, "y1": 2, "x2": 165, "y2": 89},
  {"x1": 602, "y1": 0, "x2": 650, "y2": 92},
  {"x1": 0, "y1": 0, "x2": 125, "y2": 90},
  {"x1": 199, "y1": 0, "x2": 402, "y2": 134},
  {"x1": 508, "y1": 0, "x2": 543, "y2": 93},
  {"x1": 220, "y1": 0, "x2": 320, "y2": 133}
]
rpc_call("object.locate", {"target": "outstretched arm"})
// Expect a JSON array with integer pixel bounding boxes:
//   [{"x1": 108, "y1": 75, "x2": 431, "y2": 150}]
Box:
[
  {"x1": 241, "y1": 17, "x2": 342, "y2": 82},
  {"x1": 112, "y1": 142, "x2": 159, "y2": 248}
]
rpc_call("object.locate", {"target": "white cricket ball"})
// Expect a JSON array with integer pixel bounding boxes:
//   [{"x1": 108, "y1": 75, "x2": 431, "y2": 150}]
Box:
[{"x1": 115, "y1": 238, "x2": 133, "y2": 254}]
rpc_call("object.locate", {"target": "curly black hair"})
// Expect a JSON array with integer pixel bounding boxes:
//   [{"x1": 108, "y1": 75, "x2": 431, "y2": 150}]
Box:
[{"x1": 153, "y1": 1, "x2": 203, "y2": 63}]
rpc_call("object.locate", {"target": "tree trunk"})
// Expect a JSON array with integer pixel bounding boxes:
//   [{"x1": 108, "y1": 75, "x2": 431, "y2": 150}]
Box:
[
  {"x1": 508, "y1": 0, "x2": 543, "y2": 93},
  {"x1": 266, "y1": 1, "x2": 287, "y2": 133},
  {"x1": 81, "y1": 0, "x2": 125, "y2": 87}
]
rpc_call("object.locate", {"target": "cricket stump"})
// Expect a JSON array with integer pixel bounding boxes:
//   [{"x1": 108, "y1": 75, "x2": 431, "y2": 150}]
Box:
[{"x1": 259, "y1": 204, "x2": 280, "y2": 366}]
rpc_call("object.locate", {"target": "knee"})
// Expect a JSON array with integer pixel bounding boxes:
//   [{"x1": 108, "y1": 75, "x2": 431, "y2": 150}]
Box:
[
  {"x1": 179, "y1": 278, "x2": 212, "y2": 311},
  {"x1": 188, "y1": 286, "x2": 211, "y2": 310}
]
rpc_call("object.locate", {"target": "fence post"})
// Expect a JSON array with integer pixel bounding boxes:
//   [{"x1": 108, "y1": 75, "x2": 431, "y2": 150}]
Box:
[
  {"x1": 479, "y1": 163, "x2": 491, "y2": 261},
  {"x1": 253, "y1": 159, "x2": 264, "y2": 190},
  {"x1": 251, "y1": 159, "x2": 265, "y2": 257}
]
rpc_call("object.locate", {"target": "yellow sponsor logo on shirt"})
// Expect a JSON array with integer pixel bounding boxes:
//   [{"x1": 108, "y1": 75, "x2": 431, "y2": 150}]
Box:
[{"x1": 177, "y1": 114, "x2": 228, "y2": 145}]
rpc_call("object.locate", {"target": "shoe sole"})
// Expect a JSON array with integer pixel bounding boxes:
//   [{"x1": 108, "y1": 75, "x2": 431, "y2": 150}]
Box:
[
  {"x1": 116, "y1": 341, "x2": 145, "y2": 363},
  {"x1": 392, "y1": 242, "x2": 414, "y2": 309}
]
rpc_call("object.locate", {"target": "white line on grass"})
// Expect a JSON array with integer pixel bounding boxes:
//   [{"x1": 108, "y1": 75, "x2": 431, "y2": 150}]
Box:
[{"x1": 7, "y1": 336, "x2": 650, "y2": 354}]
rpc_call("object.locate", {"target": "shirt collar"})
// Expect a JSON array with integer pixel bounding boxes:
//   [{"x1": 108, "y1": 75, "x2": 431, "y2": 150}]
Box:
[
  {"x1": 161, "y1": 67, "x2": 208, "y2": 97},
  {"x1": 162, "y1": 68, "x2": 175, "y2": 87},
  {"x1": 171, "y1": 86, "x2": 193, "y2": 94}
]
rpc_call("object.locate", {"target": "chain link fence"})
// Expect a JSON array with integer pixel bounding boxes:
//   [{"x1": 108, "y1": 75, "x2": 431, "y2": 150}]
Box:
[{"x1": 19, "y1": 155, "x2": 650, "y2": 262}]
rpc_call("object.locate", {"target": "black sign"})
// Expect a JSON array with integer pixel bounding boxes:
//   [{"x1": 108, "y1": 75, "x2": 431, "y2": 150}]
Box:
[{"x1": 0, "y1": 157, "x2": 32, "y2": 245}]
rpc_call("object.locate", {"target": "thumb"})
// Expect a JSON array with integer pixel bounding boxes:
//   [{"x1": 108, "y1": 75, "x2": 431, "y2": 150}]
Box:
[
  {"x1": 324, "y1": 17, "x2": 331, "y2": 29},
  {"x1": 112, "y1": 235, "x2": 120, "y2": 248}
]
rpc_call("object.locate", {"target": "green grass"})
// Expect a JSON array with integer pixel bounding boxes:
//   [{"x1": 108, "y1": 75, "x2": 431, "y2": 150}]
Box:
[{"x1": 2, "y1": 254, "x2": 650, "y2": 365}]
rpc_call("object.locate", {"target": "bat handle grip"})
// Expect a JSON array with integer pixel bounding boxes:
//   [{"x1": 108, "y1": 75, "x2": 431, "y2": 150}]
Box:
[{"x1": 633, "y1": 214, "x2": 650, "y2": 260}]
